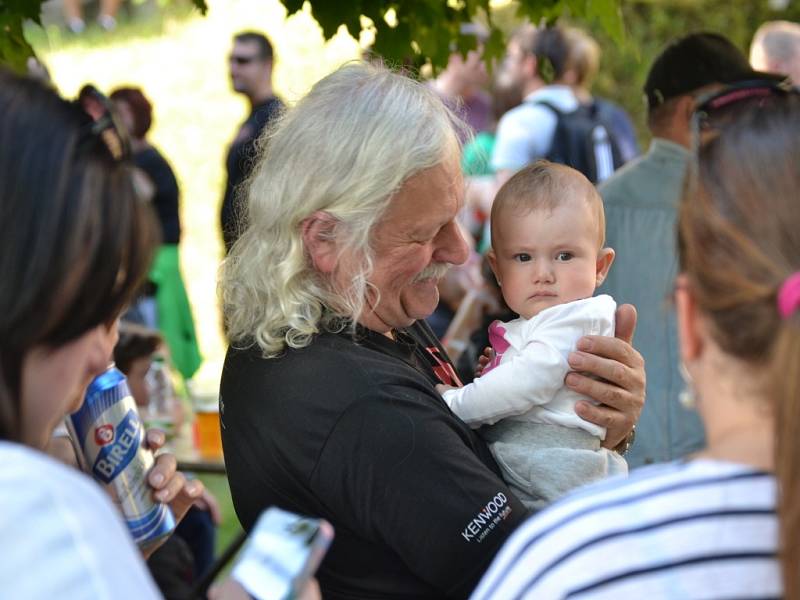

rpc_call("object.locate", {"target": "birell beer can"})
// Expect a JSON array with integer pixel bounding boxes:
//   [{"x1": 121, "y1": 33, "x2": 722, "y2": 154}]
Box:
[{"x1": 66, "y1": 364, "x2": 176, "y2": 549}]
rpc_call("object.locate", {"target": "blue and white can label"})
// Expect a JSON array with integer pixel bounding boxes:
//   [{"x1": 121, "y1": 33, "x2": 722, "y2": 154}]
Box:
[{"x1": 68, "y1": 365, "x2": 175, "y2": 548}]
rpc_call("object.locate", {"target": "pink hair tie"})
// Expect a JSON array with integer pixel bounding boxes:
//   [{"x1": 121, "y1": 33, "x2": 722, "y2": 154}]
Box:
[{"x1": 778, "y1": 272, "x2": 800, "y2": 319}]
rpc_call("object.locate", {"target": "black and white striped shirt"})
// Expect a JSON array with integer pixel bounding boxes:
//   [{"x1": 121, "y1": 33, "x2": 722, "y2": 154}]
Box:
[{"x1": 471, "y1": 459, "x2": 779, "y2": 599}]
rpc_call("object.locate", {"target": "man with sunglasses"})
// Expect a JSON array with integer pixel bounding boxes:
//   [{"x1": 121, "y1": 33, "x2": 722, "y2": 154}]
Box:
[
  {"x1": 597, "y1": 32, "x2": 784, "y2": 470},
  {"x1": 221, "y1": 31, "x2": 284, "y2": 253}
]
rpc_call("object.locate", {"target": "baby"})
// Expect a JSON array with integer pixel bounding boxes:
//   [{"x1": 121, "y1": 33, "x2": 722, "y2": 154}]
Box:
[{"x1": 438, "y1": 161, "x2": 627, "y2": 510}]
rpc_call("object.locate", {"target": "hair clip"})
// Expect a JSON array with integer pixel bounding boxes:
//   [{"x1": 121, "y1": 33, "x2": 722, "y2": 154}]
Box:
[{"x1": 777, "y1": 272, "x2": 800, "y2": 319}]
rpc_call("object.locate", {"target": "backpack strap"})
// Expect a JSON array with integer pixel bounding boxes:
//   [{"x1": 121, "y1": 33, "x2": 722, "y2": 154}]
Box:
[{"x1": 525, "y1": 98, "x2": 563, "y2": 116}]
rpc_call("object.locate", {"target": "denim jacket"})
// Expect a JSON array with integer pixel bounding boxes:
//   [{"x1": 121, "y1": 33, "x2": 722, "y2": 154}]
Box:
[{"x1": 599, "y1": 138, "x2": 705, "y2": 468}]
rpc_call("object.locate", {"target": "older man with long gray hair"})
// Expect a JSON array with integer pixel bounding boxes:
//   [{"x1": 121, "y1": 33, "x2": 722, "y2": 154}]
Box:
[{"x1": 219, "y1": 61, "x2": 644, "y2": 599}]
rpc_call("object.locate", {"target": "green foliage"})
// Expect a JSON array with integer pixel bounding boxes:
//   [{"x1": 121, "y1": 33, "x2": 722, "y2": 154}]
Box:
[
  {"x1": 0, "y1": 0, "x2": 41, "y2": 72},
  {"x1": 276, "y1": 0, "x2": 624, "y2": 71},
  {"x1": 1, "y1": 0, "x2": 624, "y2": 73},
  {"x1": 581, "y1": 0, "x2": 800, "y2": 147},
  {"x1": 0, "y1": 0, "x2": 207, "y2": 71}
]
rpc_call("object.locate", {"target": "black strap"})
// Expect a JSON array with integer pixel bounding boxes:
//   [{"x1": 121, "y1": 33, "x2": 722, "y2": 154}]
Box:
[{"x1": 525, "y1": 98, "x2": 564, "y2": 116}]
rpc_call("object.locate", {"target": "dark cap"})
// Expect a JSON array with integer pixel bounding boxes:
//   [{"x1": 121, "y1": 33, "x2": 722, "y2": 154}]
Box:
[{"x1": 644, "y1": 32, "x2": 784, "y2": 109}]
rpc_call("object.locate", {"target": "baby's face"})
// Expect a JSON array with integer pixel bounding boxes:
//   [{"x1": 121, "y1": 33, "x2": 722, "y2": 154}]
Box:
[{"x1": 488, "y1": 194, "x2": 607, "y2": 320}]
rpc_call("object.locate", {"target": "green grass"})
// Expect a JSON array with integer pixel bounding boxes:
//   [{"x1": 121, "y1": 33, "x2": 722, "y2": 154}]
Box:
[{"x1": 30, "y1": 0, "x2": 360, "y2": 574}]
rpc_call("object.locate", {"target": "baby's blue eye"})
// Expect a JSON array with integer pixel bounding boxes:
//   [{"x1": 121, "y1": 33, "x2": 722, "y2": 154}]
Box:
[
  {"x1": 514, "y1": 253, "x2": 531, "y2": 263},
  {"x1": 556, "y1": 252, "x2": 573, "y2": 261}
]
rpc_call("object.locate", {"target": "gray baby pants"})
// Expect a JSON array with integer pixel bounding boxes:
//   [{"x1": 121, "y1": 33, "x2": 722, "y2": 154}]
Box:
[{"x1": 482, "y1": 421, "x2": 628, "y2": 511}]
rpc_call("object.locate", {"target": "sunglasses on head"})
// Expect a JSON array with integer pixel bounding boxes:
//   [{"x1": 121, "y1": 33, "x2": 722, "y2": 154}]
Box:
[{"x1": 693, "y1": 78, "x2": 796, "y2": 133}]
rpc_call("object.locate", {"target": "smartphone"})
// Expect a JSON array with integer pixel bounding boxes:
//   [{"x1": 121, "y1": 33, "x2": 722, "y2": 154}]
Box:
[{"x1": 232, "y1": 507, "x2": 334, "y2": 600}]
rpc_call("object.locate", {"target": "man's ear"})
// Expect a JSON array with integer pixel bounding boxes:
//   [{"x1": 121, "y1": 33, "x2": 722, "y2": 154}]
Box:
[
  {"x1": 678, "y1": 94, "x2": 698, "y2": 131},
  {"x1": 301, "y1": 211, "x2": 339, "y2": 274},
  {"x1": 595, "y1": 247, "x2": 615, "y2": 287},
  {"x1": 486, "y1": 249, "x2": 501, "y2": 286}
]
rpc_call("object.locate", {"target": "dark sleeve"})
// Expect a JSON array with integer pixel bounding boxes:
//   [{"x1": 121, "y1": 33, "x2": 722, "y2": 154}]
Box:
[
  {"x1": 311, "y1": 387, "x2": 529, "y2": 598},
  {"x1": 137, "y1": 149, "x2": 181, "y2": 244}
]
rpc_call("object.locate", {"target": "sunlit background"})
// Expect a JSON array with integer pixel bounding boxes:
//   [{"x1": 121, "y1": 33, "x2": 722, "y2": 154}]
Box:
[{"x1": 33, "y1": 0, "x2": 364, "y2": 398}]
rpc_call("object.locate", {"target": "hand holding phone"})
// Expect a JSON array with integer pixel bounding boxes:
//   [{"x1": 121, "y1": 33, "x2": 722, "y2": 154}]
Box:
[{"x1": 231, "y1": 507, "x2": 334, "y2": 600}]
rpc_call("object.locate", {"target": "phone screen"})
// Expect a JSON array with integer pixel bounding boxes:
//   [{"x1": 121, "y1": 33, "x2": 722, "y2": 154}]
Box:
[{"x1": 232, "y1": 507, "x2": 334, "y2": 600}]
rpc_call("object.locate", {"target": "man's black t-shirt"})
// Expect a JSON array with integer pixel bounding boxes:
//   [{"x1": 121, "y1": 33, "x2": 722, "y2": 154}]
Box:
[
  {"x1": 220, "y1": 321, "x2": 528, "y2": 599},
  {"x1": 220, "y1": 96, "x2": 283, "y2": 252}
]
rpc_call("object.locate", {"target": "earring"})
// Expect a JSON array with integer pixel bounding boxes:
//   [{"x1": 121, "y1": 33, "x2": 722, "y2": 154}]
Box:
[{"x1": 678, "y1": 363, "x2": 697, "y2": 410}]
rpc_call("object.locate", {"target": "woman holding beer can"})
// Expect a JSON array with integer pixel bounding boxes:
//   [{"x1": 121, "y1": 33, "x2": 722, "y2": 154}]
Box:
[{"x1": 0, "y1": 69, "x2": 204, "y2": 598}]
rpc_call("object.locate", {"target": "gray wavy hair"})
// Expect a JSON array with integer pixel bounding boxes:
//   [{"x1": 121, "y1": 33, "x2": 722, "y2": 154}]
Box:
[{"x1": 219, "y1": 61, "x2": 467, "y2": 357}]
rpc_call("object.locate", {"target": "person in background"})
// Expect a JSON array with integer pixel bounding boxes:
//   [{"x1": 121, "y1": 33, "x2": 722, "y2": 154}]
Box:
[
  {"x1": 491, "y1": 25, "x2": 578, "y2": 185},
  {"x1": 461, "y1": 70, "x2": 522, "y2": 179},
  {"x1": 598, "y1": 32, "x2": 784, "y2": 469},
  {"x1": 219, "y1": 62, "x2": 644, "y2": 599},
  {"x1": 109, "y1": 86, "x2": 202, "y2": 382},
  {"x1": 63, "y1": 0, "x2": 121, "y2": 32},
  {"x1": 563, "y1": 26, "x2": 639, "y2": 163},
  {"x1": 221, "y1": 31, "x2": 284, "y2": 253},
  {"x1": 471, "y1": 82, "x2": 799, "y2": 600},
  {"x1": 430, "y1": 23, "x2": 492, "y2": 138},
  {"x1": 460, "y1": 68, "x2": 522, "y2": 250},
  {"x1": 110, "y1": 87, "x2": 181, "y2": 248},
  {"x1": 750, "y1": 20, "x2": 800, "y2": 85},
  {"x1": 0, "y1": 67, "x2": 202, "y2": 599}
]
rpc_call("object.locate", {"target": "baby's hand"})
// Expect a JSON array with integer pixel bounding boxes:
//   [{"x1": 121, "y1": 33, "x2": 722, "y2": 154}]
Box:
[
  {"x1": 435, "y1": 383, "x2": 457, "y2": 396},
  {"x1": 475, "y1": 346, "x2": 494, "y2": 378}
]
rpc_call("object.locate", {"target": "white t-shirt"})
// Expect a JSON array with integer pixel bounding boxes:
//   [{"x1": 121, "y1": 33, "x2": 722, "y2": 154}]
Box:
[
  {"x1": 0, "y1": 441, "x2": 161, "y2": 600},
  {"x1": 471, "y1": 459, "x2": 779, "y2": 599},
  {"x1": 443, "y1": 295, "x2": 616, "y2": 438},
  {"x1": 491, "y1": 85, "x2": 579, "y2": 173}
]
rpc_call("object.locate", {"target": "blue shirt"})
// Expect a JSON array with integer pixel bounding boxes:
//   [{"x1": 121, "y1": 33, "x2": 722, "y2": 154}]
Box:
[{"x1": 598, "y1": 138, "x2": 706, "y2": 468}]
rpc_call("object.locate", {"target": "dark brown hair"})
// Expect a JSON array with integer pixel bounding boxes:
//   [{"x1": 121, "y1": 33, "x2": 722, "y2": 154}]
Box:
[
  {"x1": 678, "y1": 95, "x2": 800, "y2": 597},
  {"x1": 512, "y1": 25, "x2": 571, "y2": 82},
  {"x1": 109, "y1": 86, "x2": 153, "y2": 139},
  {"x1": 0, "y1": 69, "x2": 158, "y2": 442},
  {"x1": 114, "y1": 323, "x2": 163, "y2": 375},
  {"x1": 234, "y1": 31, "x2": 274, "y2": 62}
]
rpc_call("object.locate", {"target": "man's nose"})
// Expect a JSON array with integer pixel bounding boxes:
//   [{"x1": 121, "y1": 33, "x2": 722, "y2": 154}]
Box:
[{"x1": 433, "y1": 221, "x2": 470, "y2": 266}]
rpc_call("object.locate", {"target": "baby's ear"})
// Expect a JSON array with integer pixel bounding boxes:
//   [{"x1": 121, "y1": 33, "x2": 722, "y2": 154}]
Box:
[
  {"x1": 595, "y1": 247, "x2": 615, "y2": 286},
  {"x1": 486, "y1": 249, "x2": 501, "y2": 286}
]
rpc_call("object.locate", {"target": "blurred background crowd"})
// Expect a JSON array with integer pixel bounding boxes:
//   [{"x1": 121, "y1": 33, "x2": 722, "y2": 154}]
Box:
[{"x1": 15, "y1": 0, "x2": 800, "y2": 595}]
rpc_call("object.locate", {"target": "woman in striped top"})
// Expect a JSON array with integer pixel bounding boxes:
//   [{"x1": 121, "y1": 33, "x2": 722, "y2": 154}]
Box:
[{"x1": 471, "y1": 84, "x2": 800, "y2": 599}]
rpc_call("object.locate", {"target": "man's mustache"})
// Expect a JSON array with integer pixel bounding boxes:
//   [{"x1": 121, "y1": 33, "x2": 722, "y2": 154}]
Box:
[{"x1": 412, "y1": 262, "x2": 452, "y2": 283}]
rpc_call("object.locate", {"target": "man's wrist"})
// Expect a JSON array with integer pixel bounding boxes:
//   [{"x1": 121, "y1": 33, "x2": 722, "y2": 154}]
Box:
[{"x1": 613, "y1": 425, "x2": 636, "y2": 456}]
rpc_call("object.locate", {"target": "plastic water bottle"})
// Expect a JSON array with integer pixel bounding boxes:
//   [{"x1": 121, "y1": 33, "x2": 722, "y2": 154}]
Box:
[{"x1": 144, "y1": 355, "x2": 176, "y2": 437}]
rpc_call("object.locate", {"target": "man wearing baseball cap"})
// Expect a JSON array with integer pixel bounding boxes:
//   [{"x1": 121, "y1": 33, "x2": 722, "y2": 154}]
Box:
[{"x1": 598, "y1": 32, "x2": 783, "y2": 469}]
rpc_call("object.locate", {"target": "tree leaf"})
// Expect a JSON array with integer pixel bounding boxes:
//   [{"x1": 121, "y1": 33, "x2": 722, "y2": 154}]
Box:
[
  {"x1": 310, "y1": 0, "x2": 362, "y2": 39},
  {"x1": 281, "y1": 0, "x2": 305, "y2": 14},
  {"x1": 373, "y1": 19, "x2": 415, "y2": 66},
  {"x1": 3, "y1": 0, "x2": 43, "y2": 22},
  {"x1": 189, "y1": 0, "x2": 208, "y2": 16},
  {"x1": 0, "y1": 11, "x2": 35, "y2": 73},
  {"x1": 586, "y1": 0, "x2": 625, "y2": 45}
]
